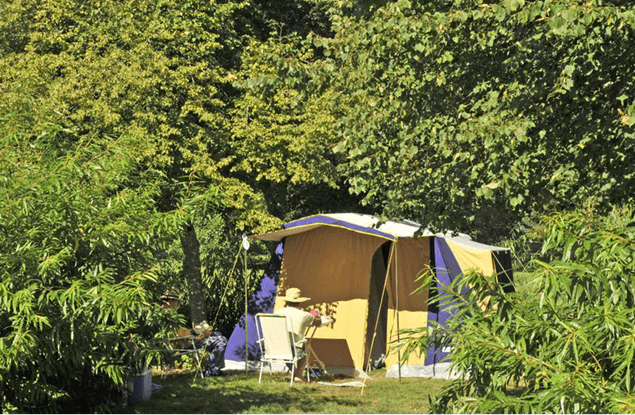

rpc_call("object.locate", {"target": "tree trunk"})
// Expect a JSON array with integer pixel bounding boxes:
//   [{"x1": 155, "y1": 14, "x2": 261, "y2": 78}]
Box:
[{"x1": 180, "y1": 221, "x2": 207, "y2": 326}]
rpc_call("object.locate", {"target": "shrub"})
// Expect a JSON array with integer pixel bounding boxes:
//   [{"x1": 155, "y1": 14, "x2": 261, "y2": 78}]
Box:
[
  {"x1": 401, "y1": 205, "x2": 635, "y2": 413},
  {"x1": 0, "y1": 107, "x2": 181, "y2": 412}
]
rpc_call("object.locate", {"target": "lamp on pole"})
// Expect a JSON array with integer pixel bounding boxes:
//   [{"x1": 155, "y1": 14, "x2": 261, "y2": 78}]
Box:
[{"x1": 242, "y1": 234, "x2": 250, "y2": 372}]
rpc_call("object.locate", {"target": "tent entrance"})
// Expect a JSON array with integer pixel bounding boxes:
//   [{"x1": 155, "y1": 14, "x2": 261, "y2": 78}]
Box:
[{"x1": 365, "y1": 241, "x2": 391, "y2": 370}]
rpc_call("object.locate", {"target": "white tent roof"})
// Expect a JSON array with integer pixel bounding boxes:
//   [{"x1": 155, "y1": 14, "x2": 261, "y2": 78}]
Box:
[
  {"x1": 445, "y1": 234, "x2": 510, "y2": 252},
  {"x1": 326, "y1": 213, "x2": 433, "y2": 238},
  {"x1": 251, "y1": 213, "x2": 478, "y2": 242}
]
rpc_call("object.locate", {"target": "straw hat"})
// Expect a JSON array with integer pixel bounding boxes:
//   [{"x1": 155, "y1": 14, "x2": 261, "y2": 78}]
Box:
[
  {"x1": 161, "y1": 288, "x2": 180, "y2": 301},
  {"x1": 280, "y1": 287, "x2": 311, "y2": 303}
]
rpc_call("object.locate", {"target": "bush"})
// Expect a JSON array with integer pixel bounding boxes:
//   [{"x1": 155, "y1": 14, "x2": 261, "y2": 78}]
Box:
[
  {"x1": 402, "y1": 205, "x2": 635, "y2": 413},
  {"x1": 0, "y1": 107, "x2": 182, "y2": 412}
]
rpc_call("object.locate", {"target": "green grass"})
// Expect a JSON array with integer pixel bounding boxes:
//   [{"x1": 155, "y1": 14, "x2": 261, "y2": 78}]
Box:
[{"x1": 125, "y1": 368, "x2": 449, "y2": 414}]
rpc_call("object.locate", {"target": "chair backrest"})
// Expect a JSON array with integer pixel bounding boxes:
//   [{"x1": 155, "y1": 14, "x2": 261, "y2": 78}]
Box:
[{"x1": 256, "y1": 313, "x2": 294, "y2": 360}]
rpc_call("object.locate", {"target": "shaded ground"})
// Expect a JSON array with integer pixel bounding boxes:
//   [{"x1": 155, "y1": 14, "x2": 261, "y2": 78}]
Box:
[{"x1": 123, "y1": 368, "x2": 449, "y2": 414}]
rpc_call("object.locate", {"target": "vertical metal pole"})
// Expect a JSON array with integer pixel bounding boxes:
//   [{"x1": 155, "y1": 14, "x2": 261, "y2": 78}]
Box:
[
  {"x1": 244, "y1": 246, "x2": 248, "y2": 373},
  {"x1": 395, "y1": 240, "x2": 401, "y2": 382}
]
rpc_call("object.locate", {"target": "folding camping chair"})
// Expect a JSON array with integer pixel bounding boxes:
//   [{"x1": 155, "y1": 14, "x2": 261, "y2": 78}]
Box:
[
  {"x1": 255, "y1": 313, "x2": 309, "y2": 386},
  {"x1": 168, "y1": 334, "x2": 204, "y2": 379}
]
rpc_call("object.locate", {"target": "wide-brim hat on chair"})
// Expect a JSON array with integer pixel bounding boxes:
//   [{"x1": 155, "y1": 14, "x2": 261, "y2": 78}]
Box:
[{"x1": 279, "y1": 287, "x2": 310, "y2": 303}]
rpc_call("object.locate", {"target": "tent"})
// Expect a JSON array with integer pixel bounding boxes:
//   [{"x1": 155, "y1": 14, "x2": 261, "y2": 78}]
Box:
[{"x1": 224, "y1": 213, "x2": 513, "y2": 377}]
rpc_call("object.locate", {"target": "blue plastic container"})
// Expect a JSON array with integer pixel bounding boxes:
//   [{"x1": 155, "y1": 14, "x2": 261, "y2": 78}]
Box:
[{"x1": 127, "y1": 368, "x2": 152, "y2": 406}]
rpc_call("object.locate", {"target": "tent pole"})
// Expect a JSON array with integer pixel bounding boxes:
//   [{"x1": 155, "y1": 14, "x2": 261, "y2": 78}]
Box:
[
  {"x1": 432, "y1": 237, "x2": 439, "y2": 372},
  {"x1": 395, "y1": 239, "x2": 401, "y2": 382},
  {"x1": 244, "y1": 242, "x2": 248, "y2": 373}
]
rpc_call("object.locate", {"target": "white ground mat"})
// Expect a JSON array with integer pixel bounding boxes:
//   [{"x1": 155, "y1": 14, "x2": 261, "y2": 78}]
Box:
[
  {"x1": 386, "y1": 362, "x2": 464, "y2": 379},
  {"x1": 317, "y1": 381, "x2": 366, "y2": 388}
]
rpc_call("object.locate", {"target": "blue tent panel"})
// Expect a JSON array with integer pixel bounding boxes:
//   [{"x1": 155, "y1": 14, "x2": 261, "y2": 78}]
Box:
[
  {"x1": 425, "y1": 237, "x2": 463, "y2": 365},
  {"x1": 225, "y1": 242, "x2": 283, "y2": 362}
]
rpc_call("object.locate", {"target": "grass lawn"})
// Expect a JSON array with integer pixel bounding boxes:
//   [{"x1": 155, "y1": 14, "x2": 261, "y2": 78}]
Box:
[{"x1": 125, "y1": 368, "x2": 450, "y2": 414}]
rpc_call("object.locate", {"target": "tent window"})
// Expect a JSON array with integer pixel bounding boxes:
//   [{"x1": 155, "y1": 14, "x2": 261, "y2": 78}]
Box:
[{"x1": 493, "y1": 251, "x2": 514, "y2": 293}]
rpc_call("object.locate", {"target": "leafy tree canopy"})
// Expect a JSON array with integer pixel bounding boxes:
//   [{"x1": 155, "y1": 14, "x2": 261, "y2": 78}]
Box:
[
  {"x1": 2, "y1": 0, "x2": 269, "y2": 229},
  {"x1": 280, "y1": 0, "x2": 635, "y2": 240},
  {"x1": 0, "y1": 0, "x2": 368, "y2": 409}
]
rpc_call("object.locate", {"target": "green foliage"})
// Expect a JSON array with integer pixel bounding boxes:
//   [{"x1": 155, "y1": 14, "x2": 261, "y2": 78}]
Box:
[
  {"x1": 0, "y1": 0, "x2": 354, "y2": 253},
  {"x1": 291, "y1": 0, "x2": 635, "y2": 240},
  {"x1": 229, "y1": 23, "x2": 375, "y2": 223},
  {"x1": 230, "y1": 36, "x2": 354, "y2": 222},
  {"x1": 0, "y1": 106, "x2": 182, "y2": 412},
  {"x1": 400, "y1": 205, "x2": 635, "y2": 413},
  {"x1": 0, "y1": 0, "x2": 265, "y2": 229},
  {"x1": 194, "y1": 214, "x2": 268, "y2": 336},
  {"x1": 233, "y1": 39, "x2": 339, "y2": 189},
  {"x1": 0, "y1": 2, "x2": 355, "y2": 407},
  {"x1": 6, "y1": 0, "x2": 634, "y2": 410}
]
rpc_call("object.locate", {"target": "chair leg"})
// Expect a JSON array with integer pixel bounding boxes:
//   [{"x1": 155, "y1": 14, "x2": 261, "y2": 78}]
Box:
[
  {"x1": 290, "y1": 362, "x2": 295, "y2": 386},
  {"x1": 195, "y1": 351, "x2": 203, "y2": 379},
  {"x1": 259, "y1": 361, "x2": 263, "y2": 384}
]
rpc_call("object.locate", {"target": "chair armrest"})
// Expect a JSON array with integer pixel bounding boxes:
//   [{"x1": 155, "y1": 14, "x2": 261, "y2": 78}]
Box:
[
  {"x1": 169, "y1": 334, "x2": 197, "y2": 350},
  {"x1": 170, "y1": 335, "x2": 196, "y2": 341}
]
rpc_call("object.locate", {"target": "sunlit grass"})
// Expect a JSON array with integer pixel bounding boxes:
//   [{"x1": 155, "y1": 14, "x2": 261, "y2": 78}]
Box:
[{"x1": 125, "y1": 368, "x2": 449, "y2": 414}]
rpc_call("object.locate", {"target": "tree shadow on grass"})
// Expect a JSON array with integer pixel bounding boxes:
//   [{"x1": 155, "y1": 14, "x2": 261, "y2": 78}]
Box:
[{"x1": 128, "y1": 371, "x2": 363, "y2": 414}]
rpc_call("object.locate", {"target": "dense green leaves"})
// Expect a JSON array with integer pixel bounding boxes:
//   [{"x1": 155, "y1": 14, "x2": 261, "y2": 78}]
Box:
[
  {"x1": 4, "y1": 1, "x2": 231, "y2": 165},
  {"x1": 0, "y1": 1, "x2": 356, "y2": 410},
  {"x1": 229, "y1": 36, "x2": 357, "y2": 221},
  {"x1": 401, "y1": 206, "x2": 635, "y2": 413},
  {"x1": 2, "y1": 0, "x2": 635, "y2": 411},
  {"x1": 290, "y1": 0, "x2": 635, "y2": 240},
  {"x1": 0, "y1": 107, "x2": 182, "y2": 412}
]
